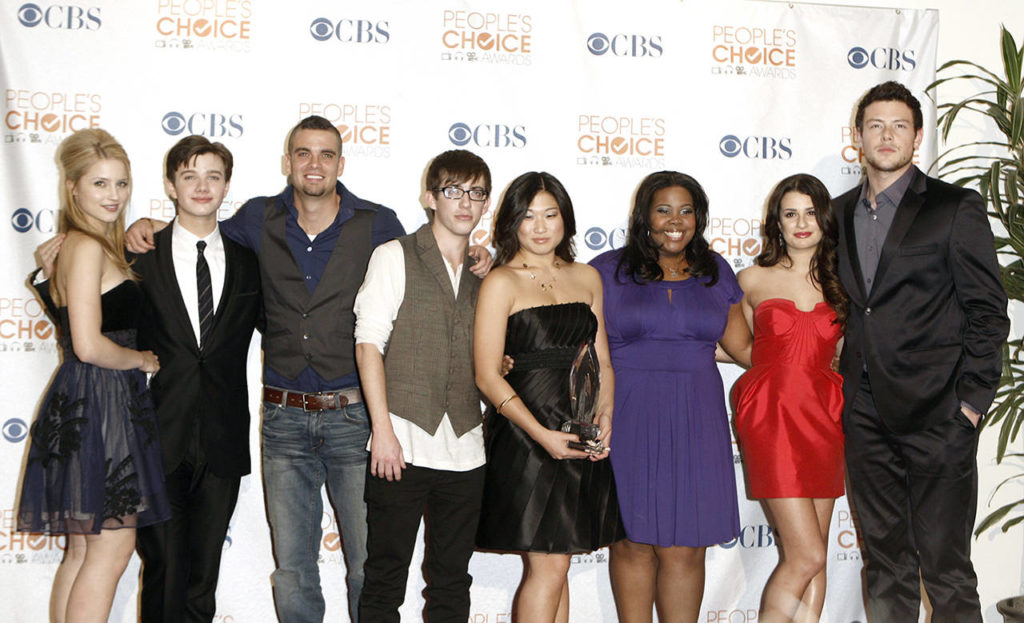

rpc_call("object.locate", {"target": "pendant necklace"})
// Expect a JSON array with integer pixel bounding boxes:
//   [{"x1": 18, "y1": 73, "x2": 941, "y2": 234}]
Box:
[{"x1": 523, "y1": 260, "x2": 561, "y2": 291}]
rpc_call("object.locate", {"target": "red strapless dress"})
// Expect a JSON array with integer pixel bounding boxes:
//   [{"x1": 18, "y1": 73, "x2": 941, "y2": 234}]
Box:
[{"x1": 732, "y1": 298, "x2": 845, "y2": 499}]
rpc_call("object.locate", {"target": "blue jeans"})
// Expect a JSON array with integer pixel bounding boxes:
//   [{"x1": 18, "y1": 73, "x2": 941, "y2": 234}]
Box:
[{"x1": 262, "y1": 400, "x2": 370, "y2": 623}]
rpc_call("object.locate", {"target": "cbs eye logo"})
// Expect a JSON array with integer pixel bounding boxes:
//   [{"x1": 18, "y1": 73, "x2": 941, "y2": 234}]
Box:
[
  {"x1": 3, "y1": 418, "x2": 29, "y2": 443},
  {"x1": 847, "y1": 46, "x2": 916, "y2": 71},
  {"x1": 448, "y1": 122, "x2": 526, "y2": 148},
  {"x1": 586, "y1": 32, "x2": 662, "y2": 57},
  {"x1": 11, "y1": 208, "x2": 56, "y2": 233},
  {"x1": 18, "y1": 3, "x2": 101, "y2": 30}
]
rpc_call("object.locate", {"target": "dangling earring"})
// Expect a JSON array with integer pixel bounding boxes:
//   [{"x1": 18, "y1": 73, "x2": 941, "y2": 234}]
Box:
[{"x1": 778, "y1": 231, "x2": 785, "y2": 246}]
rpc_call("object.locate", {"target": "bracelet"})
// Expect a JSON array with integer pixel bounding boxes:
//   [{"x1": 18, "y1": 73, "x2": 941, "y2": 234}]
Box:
[{"x1": 497, "y1": 393, "x2": 520, "y2": 414}]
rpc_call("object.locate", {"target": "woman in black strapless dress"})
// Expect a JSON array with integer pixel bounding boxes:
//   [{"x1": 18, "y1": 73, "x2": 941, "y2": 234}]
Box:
[
  {"x1": 17, "y1": 129, "x2": 168, "y2": 623},
  {"x1": 474, "y1": 171, "x2": 623, "y2": 622}
]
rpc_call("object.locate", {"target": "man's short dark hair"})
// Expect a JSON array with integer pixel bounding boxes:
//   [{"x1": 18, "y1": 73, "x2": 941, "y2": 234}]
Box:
[
  {"x1": 164, "y1": 135, "x2": 234, "y2": 182},
  {"x1": 287, "y1": 115, "x2": 343, "y2": 155},
  {"x1": 855, "y1": 80, "x2": 923, "y2": 131},
  {"x1": 425, "y1": 150, "x2": 492, "y2": 194}
]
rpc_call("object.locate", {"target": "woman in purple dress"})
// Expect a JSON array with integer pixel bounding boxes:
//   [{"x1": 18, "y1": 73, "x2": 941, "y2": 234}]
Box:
[{"x1": 590, "y1": 171, "x2": 750, "y2": 623}]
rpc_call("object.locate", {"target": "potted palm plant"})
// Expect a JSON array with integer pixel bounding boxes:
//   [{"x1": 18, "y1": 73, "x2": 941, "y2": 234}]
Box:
[{"x1": 929, "y1": 25, "x2": 1024, "y2": 622}]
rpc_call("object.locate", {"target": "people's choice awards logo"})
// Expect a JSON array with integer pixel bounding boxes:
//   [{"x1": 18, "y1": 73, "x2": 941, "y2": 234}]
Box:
[
  {"x1": 4, "y1": 90, "x2": 102, "y2": 144},
  {"x1": 155, "y1": 0, "x2": 252, "y2": 50},
  {"x1": 711, "y1": 24, "x2": 797, "y2": 79},
  {"x1": 709, "y1": 217, "x2": 763, "y2": 269},
  {"x1": 448, "y1": 122, "x2": 526, "y2": 149},
  {"x1": 17, "y1": 3, "x2": 100, "y2": 29},
  {"x1": 298, "y1": 103, "x2": 392, "y2": 159},
  {"x1": 0, "y1": 296, "x2": 56, "y2": 353},
  {"x1": 847, "y1": 46, "x2": 916, "y2": 71},
  {"x1": 161, "y1": 111, "x2": 243, "y2": 137},
  {"x1": 309, "y1": 18, "x2": 389, "y2": 43},
  {"x1": 576, "y1": 115, "x2": 666, "y2": 169},
  {"x1": 586, "y1": 32, "x2": 662, "y2": 57},
  {"x1": 441, "y1": 10, "x2": 532, "y2": 65}
]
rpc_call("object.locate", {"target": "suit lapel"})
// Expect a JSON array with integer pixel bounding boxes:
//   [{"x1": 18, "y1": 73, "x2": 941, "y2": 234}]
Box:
[
  {"x1": 207, "y1": 235, "x2": 237, "y2": 347},
  {"x1": 871, "y1": 170, "x2": 926, "y2": 299},
  {"x1": 155, "y1": 225, "x2": 201, "y2": 351},
  {"x1": 841, "y1": 193, "x2": 868, "y2": 305}
]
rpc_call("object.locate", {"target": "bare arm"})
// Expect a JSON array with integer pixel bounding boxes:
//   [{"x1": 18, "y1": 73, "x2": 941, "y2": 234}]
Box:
[
  {"x1": 585, "y1": 265, "x2": 613, "y2": 460},
  {"x1": 474, "y1": 271, "x2": 590, "y2": 460},
  {"x1": 60, "y1": 234, "x2": 158, "y2": 372},
  {"x1": 355, "y1": 342, "x2": 406, "y2": 480},
  {"x1": 718, "y1": 302, "x2": 752, "y2": 368}
]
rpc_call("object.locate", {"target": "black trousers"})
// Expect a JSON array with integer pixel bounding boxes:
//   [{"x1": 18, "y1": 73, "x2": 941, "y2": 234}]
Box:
[
  {"x1": 844, "y1": 373, "x2": 982, "y2": 623},
  {"x1": 136, "y1": 438, "x2": 241, "y2": 623},
  {"x1": 359, "y1": 463, "x2": 485, "y2": 623}
]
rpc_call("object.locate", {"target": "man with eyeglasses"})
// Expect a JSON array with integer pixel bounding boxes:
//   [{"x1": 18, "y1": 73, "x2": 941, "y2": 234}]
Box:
[
  {"x1": 353, "y1": 150, "x2": 491, "y2": 622},
  {"x1": 126, "y1": 118, "x2": 491, "y2": 623}
]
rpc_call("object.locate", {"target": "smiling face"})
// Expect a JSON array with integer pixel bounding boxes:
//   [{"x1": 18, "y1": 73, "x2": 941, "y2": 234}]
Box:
[
  {"x1": 426, "y1": 176, "x2": 490, "y2": 239},
  {"x1": 285, "y1": 128, "x2": 345, "y2": 199},
  {"x1": 647, "y1": 185, "x2": 695, "y2": 259},
  {"x1": 166, "y1": 152, "x2": 229, "y2": 221},
  {"x1": 70, "y1": 158, "x2": 130, "y2": 230},
  {"x1": 778, "y1": 191, "x2": 822, "y2": 252},
  {"x1": 515, "y1": 191, "x2": 564, "y2": 257},
  {"x1": 856, "y1": 99, "x2": 923, "y2": 176}
]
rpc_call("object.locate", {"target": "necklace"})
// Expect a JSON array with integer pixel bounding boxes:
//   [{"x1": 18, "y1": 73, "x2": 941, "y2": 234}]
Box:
[
  {"x1": 659, "y1": 258, "x2": 687, "y2": 278},
  {"x1": 523, "y1": 260, "x2": 561, "y2": 291}
]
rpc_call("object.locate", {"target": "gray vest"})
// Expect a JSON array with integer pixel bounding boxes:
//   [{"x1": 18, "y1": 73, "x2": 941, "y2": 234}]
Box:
[
  {"x1": 384, "y1": 225, "x2": 482, "y2": 436},
  {"x1": 259, "y1": 196, "x2": 375, "y2": 380}
]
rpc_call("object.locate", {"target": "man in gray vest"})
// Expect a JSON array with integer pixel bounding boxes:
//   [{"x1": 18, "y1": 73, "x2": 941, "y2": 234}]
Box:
[
  {"x1": 353, "y1": 150, "x2": 491, "y2": 622},
  {"x1": 125, "y1": 117, "x2": 498, "y2": 623}
]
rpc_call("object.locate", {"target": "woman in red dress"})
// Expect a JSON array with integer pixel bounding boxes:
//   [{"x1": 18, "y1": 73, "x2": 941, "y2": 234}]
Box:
[{"x1": 732, "y1": 174, "x2": 848, "y2": 623}]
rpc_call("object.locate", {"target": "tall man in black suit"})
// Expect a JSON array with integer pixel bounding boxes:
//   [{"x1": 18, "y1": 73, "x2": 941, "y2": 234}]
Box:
[
  {"x1": 835, "y1": 81, "x2": 1009, "y2": 623},
  {"x1": 133, "y1": 136, "x2": 261, "y2": 622}
]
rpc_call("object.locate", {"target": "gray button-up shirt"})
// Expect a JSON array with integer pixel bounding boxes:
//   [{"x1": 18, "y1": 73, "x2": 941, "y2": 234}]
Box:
[{"x1": 853, "y1": 166, "x2": 916, "y2": 294}]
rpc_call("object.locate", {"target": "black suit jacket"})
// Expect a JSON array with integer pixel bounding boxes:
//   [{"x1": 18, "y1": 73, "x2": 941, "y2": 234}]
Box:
[
  {"x1": 835, "y1": 167, "x2": 1009, "y2": 434},
  {"x1": 134, "y1": 225, "x2": 261, "y2": 478}
]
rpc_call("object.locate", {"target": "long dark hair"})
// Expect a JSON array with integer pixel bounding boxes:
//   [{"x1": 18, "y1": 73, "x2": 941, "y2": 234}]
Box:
[
  {"x1": 616, "y1": 170, "x2": 718, "y2": 286},
  {"x1": 492, "y1": 171, "x2": 576, "y2": 266},
  {"x1": 757, "y1": 173, "x2": 848, "y2": 325}
]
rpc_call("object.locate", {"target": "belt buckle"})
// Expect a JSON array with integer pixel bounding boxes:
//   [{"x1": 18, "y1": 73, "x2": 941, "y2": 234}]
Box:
[{"x1": 302, "y1": 391, "x2": 338, "y2": 412}]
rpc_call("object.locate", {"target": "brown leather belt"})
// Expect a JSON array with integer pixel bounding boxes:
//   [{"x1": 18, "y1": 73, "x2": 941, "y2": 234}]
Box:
[{"x1": 263, "y1": 386, "x2": 363, "y2": 412}]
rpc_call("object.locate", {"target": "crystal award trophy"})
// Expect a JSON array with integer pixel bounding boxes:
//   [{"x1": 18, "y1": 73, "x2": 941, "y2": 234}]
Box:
[{"x1": 562, "y1": 341, "x2": 602, "y2": 453}]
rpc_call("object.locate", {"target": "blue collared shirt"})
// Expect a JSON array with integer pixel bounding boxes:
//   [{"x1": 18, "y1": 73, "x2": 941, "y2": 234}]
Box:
[{"x1": 221, "y1": 181, "x2": 405, "y2": 392}]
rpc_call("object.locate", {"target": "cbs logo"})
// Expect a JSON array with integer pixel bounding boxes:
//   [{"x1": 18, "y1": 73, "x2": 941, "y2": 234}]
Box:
[
  {"x1": 161, "y1": 112, "x2": 243, "y2": 138},
  {"x1": 583, "y1": 226, "x2": 626, "y2": 251},
  {"x1": 310, "y1": 18, "x2": 390, "y2": 43},
  {"x1": 11, "y1": 208, "x2": 56, "y2": 234},
  {"x1": 719, "y1": 134, "x2": 792, "y2": 160},
  {"x1": 586, "y1": 32, "x2": 662, "y2": 57},
  {"x1": 3, "y1": 418, "x2": 29, "y2": 443},
  {"x1": 18, "y1": 3, "x2": 100, "y2": 29},
  {"x1": 448, "y1": 122, "x2": 526, "y2": 148},
  {"x1": 847, "y1": 46, "x2": 916, "y2": 71}
]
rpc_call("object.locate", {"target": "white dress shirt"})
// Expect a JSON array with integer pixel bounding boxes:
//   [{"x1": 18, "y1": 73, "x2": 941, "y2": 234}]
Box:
[
  {"x1": 171, "y1": 219, "x2": 226, "y2": 345},
  {"x1": 353, "y1": 239, "x2": 485, "y2": 472}
]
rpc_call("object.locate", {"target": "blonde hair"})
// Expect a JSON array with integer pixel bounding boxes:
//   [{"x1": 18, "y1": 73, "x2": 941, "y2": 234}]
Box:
[{"x1": 53, "y1": 128, "x2": 135, "y2": 304}]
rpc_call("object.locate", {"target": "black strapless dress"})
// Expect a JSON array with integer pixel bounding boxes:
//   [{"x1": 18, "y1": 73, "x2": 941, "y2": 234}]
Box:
[
  {"x1": 476, "y1": 302, "x2": 624, "y2": 553},
  {"x1": 17, "y1": 280, "x2": 170, "y2": 534}
]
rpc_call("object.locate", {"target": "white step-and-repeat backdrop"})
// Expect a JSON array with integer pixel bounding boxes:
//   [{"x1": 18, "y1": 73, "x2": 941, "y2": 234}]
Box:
[{"x1": 2, "y1": 1, "x2": 1009, "y2": 622}]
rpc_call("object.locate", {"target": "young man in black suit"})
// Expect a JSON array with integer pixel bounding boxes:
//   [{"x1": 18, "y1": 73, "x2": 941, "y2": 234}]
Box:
[
  {"x1": 132, "y1": 136, "x2": 261, "y2": 622},
  {"x1": 835, "y1": 81, "x2": 1009, "y2": 623}
]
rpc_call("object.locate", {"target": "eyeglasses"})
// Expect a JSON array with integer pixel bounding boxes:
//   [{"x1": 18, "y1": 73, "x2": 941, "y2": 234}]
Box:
[{"x1": 433, "y1": 186, "x2": 489, "y2": 202}]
